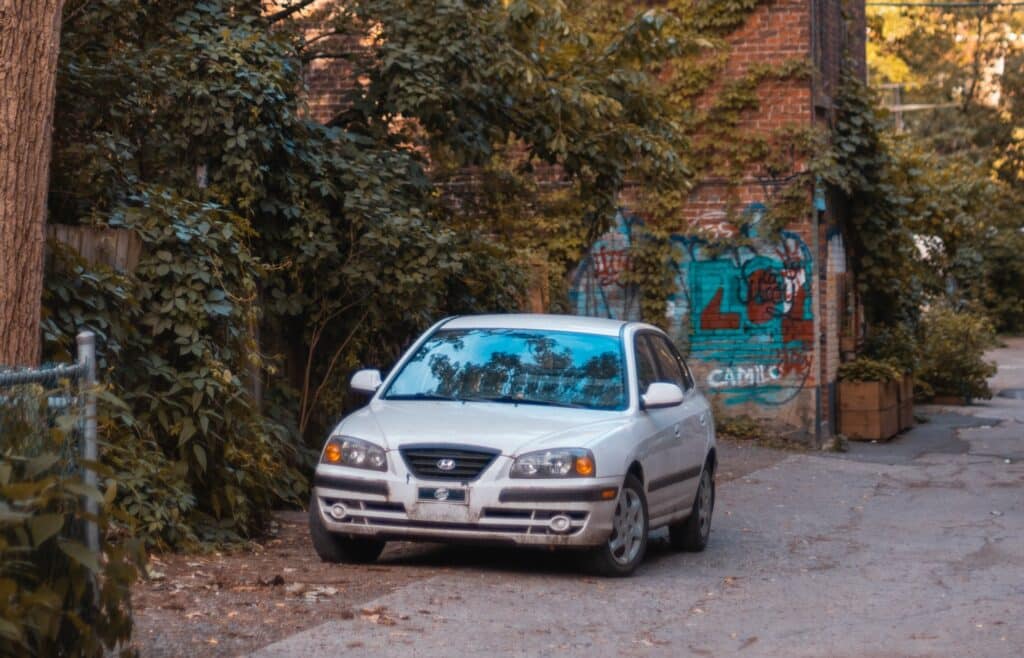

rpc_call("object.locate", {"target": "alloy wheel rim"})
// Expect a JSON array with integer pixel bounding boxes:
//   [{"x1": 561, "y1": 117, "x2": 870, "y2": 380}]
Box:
[{"x1": 608, "y1": 488, "x2": 644, "y2": 565}]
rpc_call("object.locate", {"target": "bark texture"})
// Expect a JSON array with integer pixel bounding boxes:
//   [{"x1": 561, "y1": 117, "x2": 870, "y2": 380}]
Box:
[{"x1": 0, "y1": 0, "x2": 65, "y2": 366}]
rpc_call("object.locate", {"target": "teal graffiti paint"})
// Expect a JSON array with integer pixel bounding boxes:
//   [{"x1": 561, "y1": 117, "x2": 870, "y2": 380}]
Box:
[{"x1": 570, "y1": 208, "x2": 814, "y2": 406}]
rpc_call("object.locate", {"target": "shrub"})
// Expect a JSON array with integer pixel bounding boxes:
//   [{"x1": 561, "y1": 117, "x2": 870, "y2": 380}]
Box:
[
  {"x1": 837, "y1": 357, "x2": 902, "y2": 383},
  {"x1": 714, "y1": 413, "x2": 762, "y2": 440},
  {"x1": 916, "y1": 305, "x2": 998, "y2": 402},
  {"x1": 862, "y1": 323, "x2": 918, "y2": 374},
  {"x1": 0, "y1": 384, "x2": 144, "y2": 657},
  {"x1": 43, "y1": 199, "x2": 308, "y2": 550}
]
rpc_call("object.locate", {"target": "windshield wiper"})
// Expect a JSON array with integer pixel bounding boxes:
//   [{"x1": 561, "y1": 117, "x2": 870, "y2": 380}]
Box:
[
  {"x1": 460, "y1": 395, "x2": 587, "y2": 409},
  {"x1": 385, "y1": 392, "x2": 461, "y2": 401}
]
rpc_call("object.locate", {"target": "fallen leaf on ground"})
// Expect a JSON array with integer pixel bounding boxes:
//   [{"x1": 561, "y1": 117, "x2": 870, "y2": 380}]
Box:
[
  {"x1": 303, "y1": 586, "x2": 338, "y2": 602},
  {"x1": 361, "y1": 606, "x2": 398, "y2": 626}
]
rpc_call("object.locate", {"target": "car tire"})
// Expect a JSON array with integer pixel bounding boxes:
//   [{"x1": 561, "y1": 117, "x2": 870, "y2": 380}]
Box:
[
  {"x1": 585, "y1": 474, "x2": 649, "y2": 577},
  {"x1": 669, "y1": 463, "x2": 714, "y2": 552},
  {"x1": 308, "y1": 497, "x2": 386, "y2": 564}
]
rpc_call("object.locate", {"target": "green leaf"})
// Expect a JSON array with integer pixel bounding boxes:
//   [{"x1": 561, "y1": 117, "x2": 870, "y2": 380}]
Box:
[
  {"x1": 59, "y1": 539, "x2": 100, "y2": 572},
  {"x1": 193, "y1": 444, "x2": 207, "y2": 473},
  {"x1": 0, "y1": 618, "x2": 21, "y2": 642},
  {"x1": 30, "y1": 514, "x2": 65, "y2": 546},
  {"x1": 179, "y1": 418, "x2": 197, "y2": 445},
  {"x1": 26, "y1": 454, "x2": 61, "y2": 479},
  {"x1": 0, "y1": 509, "x2": 30, "y2": 523},
  {"x1": 63, "y1": 480, "x2": 105, "y2": 502},
  {"x1": 104, "y1": 480, "x2": 118, "y2": 505}
]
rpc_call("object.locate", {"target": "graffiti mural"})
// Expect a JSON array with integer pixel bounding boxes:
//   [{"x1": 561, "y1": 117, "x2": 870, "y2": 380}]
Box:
[
  {"x1": 570, "y1": 207, "x2": 814, "y2": 407},
  {"x1": 570, "y1": 211, "x2": 640, "y2": 320}
]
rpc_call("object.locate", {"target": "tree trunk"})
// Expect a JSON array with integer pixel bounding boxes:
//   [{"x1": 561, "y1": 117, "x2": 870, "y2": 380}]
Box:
[{"x1": 0, "y1": 0, "x2": 65, "y2": 367}]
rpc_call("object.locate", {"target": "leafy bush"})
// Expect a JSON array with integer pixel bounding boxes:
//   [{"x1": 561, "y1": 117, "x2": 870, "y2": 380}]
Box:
[
  {"x1": 862, "y1": 323, "x2": 918, "y2": 374},
  {"x1": 838, "y1": 357, "x2": 902, "y2": 383},
  {"x1": 916, "y1": 305, "x2": 998, "y2": 402},
  {"x1": 43, "y1": 200, "x2": 308, "y2": 549},
  {"x1": 0, "y1": 385, "x2": 143, "y2": 656},
  {"x1": 714, "y1": 413, "x2": 762, "y2": 440}
]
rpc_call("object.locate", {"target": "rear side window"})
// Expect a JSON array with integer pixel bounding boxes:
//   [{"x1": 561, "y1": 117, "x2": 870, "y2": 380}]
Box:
[{"x1": 647, "y1": 334, "x2": 694, "y2": 391}]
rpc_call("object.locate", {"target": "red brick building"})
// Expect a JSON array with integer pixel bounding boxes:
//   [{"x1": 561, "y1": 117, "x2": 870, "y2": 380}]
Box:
[
  {"x1": 297, "y1": 0, "x2": 866, "y2": 442},
  {"x1": 571, "y1": 0, "x2": 865, "y2": 442}
]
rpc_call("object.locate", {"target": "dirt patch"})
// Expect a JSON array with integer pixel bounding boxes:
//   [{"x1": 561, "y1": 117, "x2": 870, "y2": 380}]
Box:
[
  {"x1": 130, "y1": 515, "x2": 440, "y2": 658},
  {"x1": 131, "y1": 437, "x2": 788, "y2": 656},
  {"x1": 715, "y1": 435, "x2": 792, "y2": 482}
]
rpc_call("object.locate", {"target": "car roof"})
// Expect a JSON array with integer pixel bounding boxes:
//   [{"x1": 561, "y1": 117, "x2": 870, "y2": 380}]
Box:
[{"x1": 441, "y1": 314, "x2": 629, "y2": 337}]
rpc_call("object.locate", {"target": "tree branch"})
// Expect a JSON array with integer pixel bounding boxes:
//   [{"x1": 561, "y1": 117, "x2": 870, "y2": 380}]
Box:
[
  {"x1": 300, "y1": 51, "x2": 359, "y2": 63},
  {"x1": 266, "y1": 0, "x2": 318, "y2": 24}
]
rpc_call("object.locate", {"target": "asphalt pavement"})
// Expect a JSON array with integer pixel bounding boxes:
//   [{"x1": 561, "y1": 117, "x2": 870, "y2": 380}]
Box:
[{"x1": 254, "y1": 339, "x2": 1024, "y2": 658}]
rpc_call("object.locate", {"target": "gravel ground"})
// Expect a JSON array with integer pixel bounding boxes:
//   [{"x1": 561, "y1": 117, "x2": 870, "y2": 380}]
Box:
[{"x1": 130, "y1": 437, "x2": 787, "y2": 657}]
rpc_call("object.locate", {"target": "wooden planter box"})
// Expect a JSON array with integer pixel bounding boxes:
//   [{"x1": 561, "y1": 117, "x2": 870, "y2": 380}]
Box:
[
  {"x1": 839, "y1": 379, "x2": 899, "y2": 441},
  {"x1": 898, "y1": 374, "x2": 914, "y2": 432}
]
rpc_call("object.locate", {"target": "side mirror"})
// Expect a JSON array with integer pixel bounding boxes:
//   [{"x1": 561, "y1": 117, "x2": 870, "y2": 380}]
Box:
[
  {"x1": 641, "y1": 382, "x2": 685, "y2": 410},
  {"x1": 350, "y1": 369, "x2": 382, "y2": 395}
]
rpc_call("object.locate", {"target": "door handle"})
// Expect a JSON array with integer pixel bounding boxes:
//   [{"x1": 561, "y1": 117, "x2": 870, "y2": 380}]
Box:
[
  {"x1": 698, "y1": 413, "x2": 708, "y2": 427},
  {"x1": 674, "y1": 423, "x2": 681, "y2": 438}
]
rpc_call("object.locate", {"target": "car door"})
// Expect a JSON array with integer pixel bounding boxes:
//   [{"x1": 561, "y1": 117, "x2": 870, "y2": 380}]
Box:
[
  {"x1": 632, "y1": 333, "x2": 681, "y2": 519},
  {"x1": 646, "y1": 333, "x2": 708, "y2": 508}
]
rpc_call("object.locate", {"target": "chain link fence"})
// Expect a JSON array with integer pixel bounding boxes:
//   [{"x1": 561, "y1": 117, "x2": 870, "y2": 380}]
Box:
[{"x1": 0, "y1": 332, "x2": 99, "y2": 550}]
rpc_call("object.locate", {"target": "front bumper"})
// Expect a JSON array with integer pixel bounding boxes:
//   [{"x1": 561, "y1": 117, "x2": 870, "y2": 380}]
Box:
[{"x1": 312, "y1": 461, "x2": 620, "y2": 548}]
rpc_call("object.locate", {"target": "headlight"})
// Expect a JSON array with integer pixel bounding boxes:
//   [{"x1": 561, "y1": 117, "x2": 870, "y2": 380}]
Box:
[
  {"x1": 321, "y1": 436, "x2": 387, "y2": 471},
  {"x1": 510, "y1": 448, "x2": 595, "y2": 478}
]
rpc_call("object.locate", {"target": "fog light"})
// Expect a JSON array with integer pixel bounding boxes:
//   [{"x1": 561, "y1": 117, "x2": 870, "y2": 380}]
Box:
[
  {"x1": 549, "y1": 514, "x2": 572, "y2": 533},
  {"x1": 329, "y1": 503, "x2": 347, "y2": 520}
]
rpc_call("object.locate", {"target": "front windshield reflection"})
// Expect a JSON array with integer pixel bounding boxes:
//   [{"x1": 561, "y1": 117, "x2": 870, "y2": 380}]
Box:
[{"x1": 384, "y1": 329, "x2": 626, "y2": 411}]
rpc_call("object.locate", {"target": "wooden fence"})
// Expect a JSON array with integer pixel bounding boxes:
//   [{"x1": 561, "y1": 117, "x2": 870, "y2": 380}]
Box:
[{"x1": 47, "y1": 225, "x2": 142, "y2": 272}]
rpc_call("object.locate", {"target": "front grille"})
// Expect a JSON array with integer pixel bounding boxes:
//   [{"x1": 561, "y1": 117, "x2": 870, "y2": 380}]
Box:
[{"x1": 399, "y1": 445, "x2": 499, "y2": 481}]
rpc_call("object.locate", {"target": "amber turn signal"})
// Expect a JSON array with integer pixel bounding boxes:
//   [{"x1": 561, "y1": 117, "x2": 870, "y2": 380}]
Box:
[
  {"x1": 324, "y1": 442, "x2": 343, "y2": 463},
  {"x1": 574, "y1": 455, "x2": 595, "y2": 476},
  {"x1": 600, "y1": 487, "x2": 617, "y2": 500}
]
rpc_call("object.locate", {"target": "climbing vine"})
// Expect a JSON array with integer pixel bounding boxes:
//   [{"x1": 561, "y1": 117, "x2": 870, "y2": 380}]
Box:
[
  {"x1": 825, "y1": 68, "x2": 923, "y2": 327},
  {"x1": 524, "y1": 0, "x2": 826, "y2": 328}
]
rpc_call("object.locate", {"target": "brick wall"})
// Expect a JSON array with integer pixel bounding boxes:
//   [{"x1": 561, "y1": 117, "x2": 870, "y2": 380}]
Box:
[
  {"x1": 294, "y1": 0, "x2": 865, "y2": 441},
  {"x1": 569, "y1": 0, "x2": 865, "y2": 442}
]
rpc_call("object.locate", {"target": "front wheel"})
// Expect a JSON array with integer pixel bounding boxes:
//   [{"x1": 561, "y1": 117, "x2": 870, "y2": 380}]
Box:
[
  {"x1": 669, "y1": 465, "x2": 714, "y2": 552},
  {"x1": 585, "y1": 474, "x2": 648, "y2": 577},
  {"x1": 308, "y1": 496, "x2": 386, "y2": 564}
]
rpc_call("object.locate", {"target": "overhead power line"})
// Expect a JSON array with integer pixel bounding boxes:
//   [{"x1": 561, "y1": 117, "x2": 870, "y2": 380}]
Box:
[
  {"x1": 866, "y1": 2, "x2": 1024, "y2": 6},
  {"x1": 869, "y1": 2, "x2": 1024, "y2": 6}
]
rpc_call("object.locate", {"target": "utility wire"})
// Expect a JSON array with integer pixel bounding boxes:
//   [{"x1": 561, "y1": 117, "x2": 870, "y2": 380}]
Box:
[{"x1": 866, "y1": 2, "x2": 1024, "y2": 6}]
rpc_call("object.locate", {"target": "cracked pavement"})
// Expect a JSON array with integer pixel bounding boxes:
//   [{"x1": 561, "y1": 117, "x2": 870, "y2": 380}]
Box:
[{"x1": 254, "y1": 339, "x2": 1024, "y2": 657}]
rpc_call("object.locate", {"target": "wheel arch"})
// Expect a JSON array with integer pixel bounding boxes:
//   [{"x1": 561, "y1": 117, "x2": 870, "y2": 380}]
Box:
[{"x1": 627, "y1": 460, "x2": 644, "y2": 485}]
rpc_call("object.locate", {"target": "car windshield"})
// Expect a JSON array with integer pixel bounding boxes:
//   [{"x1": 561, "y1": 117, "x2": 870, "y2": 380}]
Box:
[{"x1": 383, "y1": 328, "x2": 627, "y2": 411}]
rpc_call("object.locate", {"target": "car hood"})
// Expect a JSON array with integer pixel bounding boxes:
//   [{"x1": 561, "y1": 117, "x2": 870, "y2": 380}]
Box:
[{"x1": 333, "y1": 400, "x2": 631, "y2": 455}]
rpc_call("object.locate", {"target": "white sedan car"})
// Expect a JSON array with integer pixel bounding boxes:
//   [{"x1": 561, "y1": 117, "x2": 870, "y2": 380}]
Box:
[{"x1": 309, "y1": 314, "x2": 717, "y2": 576}]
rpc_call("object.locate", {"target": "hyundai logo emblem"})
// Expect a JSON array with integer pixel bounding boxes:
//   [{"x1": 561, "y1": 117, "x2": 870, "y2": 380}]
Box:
[
  {"x1": 434, "y1": 487, "x2": 450, "y2": 501},
  {"x1": 437, "y1": 458, "x2": 456, "y2": 471}
]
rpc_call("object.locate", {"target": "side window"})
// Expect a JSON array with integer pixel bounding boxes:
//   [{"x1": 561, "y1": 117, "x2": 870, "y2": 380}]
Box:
[
  {"x1": 634, "y1": 335, "x2": 659, "y2": 394},
  {"x1": 648, "y1": 334, "x2": 691, "y2": 391}
]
